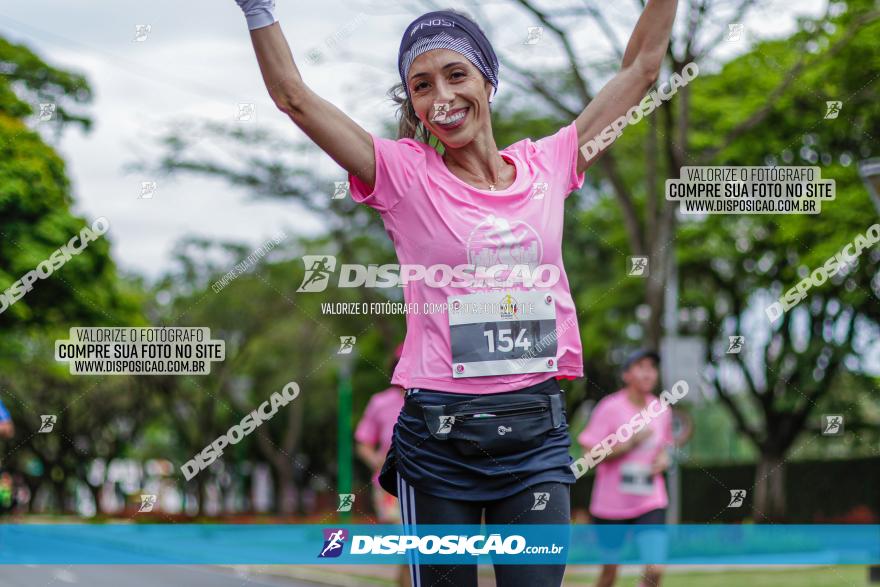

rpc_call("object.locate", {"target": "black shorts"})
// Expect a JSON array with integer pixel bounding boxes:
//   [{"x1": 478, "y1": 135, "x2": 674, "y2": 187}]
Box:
[{"x1": 592, "y1": 508, "x2": 667, "y2": 554}]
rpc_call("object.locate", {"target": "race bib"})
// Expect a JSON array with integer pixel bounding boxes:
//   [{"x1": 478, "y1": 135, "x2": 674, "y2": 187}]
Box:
[
  {"x1": 619, "y1": 462, "x2": 654, "y2": 496},
  {"x1": 447, "y1": 290, "x2": 557, "y2": 378}
]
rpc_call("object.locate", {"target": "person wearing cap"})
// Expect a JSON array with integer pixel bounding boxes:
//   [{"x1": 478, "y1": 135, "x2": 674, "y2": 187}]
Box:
[
  {"x1": 232, "y1": 2, "x2": 677, "y2": 584},
  {"x1": 577, "y1": 350, "x2": 673, "y2": 587},
  {"x1": 355, "y1": 344, "x2": 409, "y2": 587}
]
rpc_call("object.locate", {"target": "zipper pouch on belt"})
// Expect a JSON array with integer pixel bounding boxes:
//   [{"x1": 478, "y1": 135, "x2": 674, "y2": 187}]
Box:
[{"x1": 418, "y1": 393, "x2": 564, "y2": 457}]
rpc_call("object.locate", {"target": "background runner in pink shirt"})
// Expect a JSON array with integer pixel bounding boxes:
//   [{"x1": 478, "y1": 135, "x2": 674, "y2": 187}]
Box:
[
  {"x1": 355, "y1": 345, "x2": 406, "y2": 522},
  {"x1": 355, "y1": 386, "x2": 405, "y2": 492},
  {"x1": 354, "y1": 346, "x2": 409, "y2": 587},
  {"x1": 577, "y1": 350, "x2": 674, "y2": 520}
]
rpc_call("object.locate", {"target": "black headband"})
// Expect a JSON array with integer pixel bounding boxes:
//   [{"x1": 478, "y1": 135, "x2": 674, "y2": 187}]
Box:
[{"x1": 398, "y1": 10, "x2": 499, "y2": 103}]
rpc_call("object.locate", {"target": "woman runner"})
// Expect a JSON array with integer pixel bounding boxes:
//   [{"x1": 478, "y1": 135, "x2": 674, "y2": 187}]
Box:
[{"x1": 232, "y1": 2, "x2": 677, "y2": 585}]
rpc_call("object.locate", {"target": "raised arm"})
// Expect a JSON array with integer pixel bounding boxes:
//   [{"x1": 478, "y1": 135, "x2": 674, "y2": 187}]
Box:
[
  {"x1": 574, "y1": 0, "x2": 678, "y2": 174},
  {"x1": 234, "y1": 0, "x2": 377, "y2": 188}
]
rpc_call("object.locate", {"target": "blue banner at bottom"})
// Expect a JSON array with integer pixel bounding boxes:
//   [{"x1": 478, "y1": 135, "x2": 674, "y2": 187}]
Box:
[{"x1": 0, "y1": 524, "x2": 877, "y2": 565}]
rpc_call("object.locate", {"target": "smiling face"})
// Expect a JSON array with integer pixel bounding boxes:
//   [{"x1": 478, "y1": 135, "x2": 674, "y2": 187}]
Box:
[{"x1": 407, "y1": 49, "x2": 494, "y2": 149}]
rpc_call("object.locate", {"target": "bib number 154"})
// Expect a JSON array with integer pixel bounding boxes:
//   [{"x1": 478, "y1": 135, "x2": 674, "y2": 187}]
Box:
[{"x1": 483, "y1": 327, "x2": 532, "y2": 354}]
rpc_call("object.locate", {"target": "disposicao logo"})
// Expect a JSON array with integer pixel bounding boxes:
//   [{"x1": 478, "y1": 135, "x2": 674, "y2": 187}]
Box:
[{"x1": 318, "y1": 528, "x2": 348, "y2": 558}]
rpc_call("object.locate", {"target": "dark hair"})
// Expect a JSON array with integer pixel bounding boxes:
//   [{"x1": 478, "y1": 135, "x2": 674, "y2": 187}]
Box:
[
  {"x1": 389, "y1": 8, "x2": 490, "y2": 145},
  {"x1": 387, "y1": 81, "x2": 437, "y2": 144}
]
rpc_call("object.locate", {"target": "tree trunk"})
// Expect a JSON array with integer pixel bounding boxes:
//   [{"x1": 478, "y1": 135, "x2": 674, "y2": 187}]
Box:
[
  {"x1": 645, "y1": 253, "x2": 668, "y2": 349},
  {"x1": 753, "y1": 452, "x2": 787, "y2": 521},
  {"x1": 22, "y1": 476, "x2": 39, "y2": 513},
  {"x1": 86, "y1": 482, "x2": 102, "y2": 515},
  {"x1": 196, "y1": 474, "x2": 206, "y2": 517},
  {"x1": 52, "y1": 479, "x2": 67, "y2": 513},
  {"x1": 644, "y1": 82, "x2": 686, "y2": 349},
  {"x1": 275, "y1": 461, "x2": 297, "y2": 515}
]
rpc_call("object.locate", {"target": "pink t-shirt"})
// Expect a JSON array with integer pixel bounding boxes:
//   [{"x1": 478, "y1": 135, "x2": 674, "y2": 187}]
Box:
[
  {"x1": 577, "y1": 389, "x2": 674, "y2": 519},
  {"x1": 354, "y1": 386, "x2": 405, "y2": 487},
  {"x1": 347, "y1": 122, "x2": 585, "y2": 394}
]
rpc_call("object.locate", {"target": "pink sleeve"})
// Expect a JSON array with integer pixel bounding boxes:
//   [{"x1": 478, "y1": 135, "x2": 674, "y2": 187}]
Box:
[
  {"x1": 577, "y1": 399, "x2": 612, "y2": 449},
  {"x1": 347, "y1": 133, "x2": 423, "y2": 215},
  {"x1": 354, "y1": 397, "x2": 379, "y2": 446},
  {"x1": 534, "y1": 121, "x2": 586, "y2": 197}
]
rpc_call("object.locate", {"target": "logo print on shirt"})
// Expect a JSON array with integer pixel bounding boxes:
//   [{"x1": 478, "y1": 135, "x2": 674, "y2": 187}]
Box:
[{"x1": 466, "y1": 215, "x2": 543, "y2": 287}]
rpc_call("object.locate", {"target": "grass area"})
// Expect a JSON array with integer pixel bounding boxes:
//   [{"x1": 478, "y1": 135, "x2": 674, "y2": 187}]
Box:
[{"x1": 564, "y1": 566, "x2": 868, "y2": 586}]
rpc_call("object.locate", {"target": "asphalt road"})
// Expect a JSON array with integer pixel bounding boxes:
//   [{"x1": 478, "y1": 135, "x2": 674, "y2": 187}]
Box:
[{"x1": 0, "y1": 566, "x2": 321, "y2": 587}]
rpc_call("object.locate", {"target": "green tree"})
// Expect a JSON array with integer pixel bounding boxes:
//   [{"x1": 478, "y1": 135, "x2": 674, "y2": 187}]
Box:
[
  {"x1": 675, "y1": 0, "x2": 880, "y2": 518},
  {"x1": 0, "y1": 37, "x2": 138, "y2": 329},
  {"x1": 562, "y1": 2, "x2": 880, "y2": 520},
  {"x1": 0, "y1": 36, "x2": 144, "y2": 512}
]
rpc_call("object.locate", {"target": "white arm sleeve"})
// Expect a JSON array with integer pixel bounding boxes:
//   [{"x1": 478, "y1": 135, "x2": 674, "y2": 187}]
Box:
[{"x1": 235, "y1": 0, "x2": 277, "y2": 30}]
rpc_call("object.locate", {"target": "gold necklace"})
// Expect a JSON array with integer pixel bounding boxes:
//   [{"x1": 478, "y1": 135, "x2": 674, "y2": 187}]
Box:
[{"x1": 446, "y1": 155, "x2": 501, "y2": 191}]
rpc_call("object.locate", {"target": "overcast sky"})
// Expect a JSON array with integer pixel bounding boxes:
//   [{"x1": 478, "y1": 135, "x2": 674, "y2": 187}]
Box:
[{"x1": 0, "y1": 0, "x2": 825, "y2": 280}]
